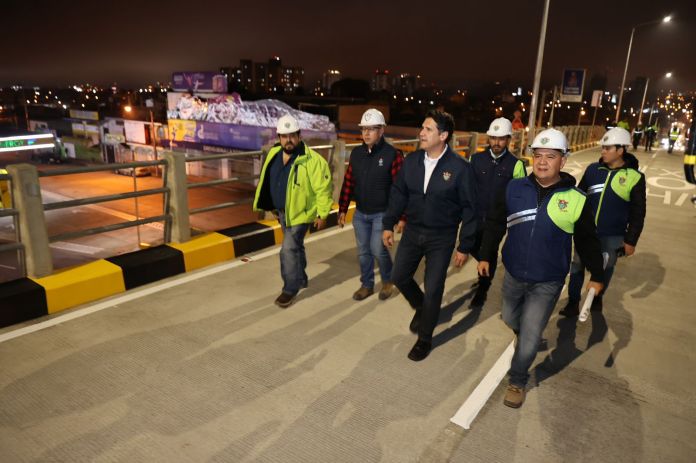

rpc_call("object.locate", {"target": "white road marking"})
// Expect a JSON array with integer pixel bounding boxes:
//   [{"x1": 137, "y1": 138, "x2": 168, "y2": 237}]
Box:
[
  {"x1": 450, "y1": 340, "x2": 515, "y2": 429},
  {"x1": 0, "y1": 226, "x2": 352, "y2": 344},
  {"x1": 50, "y1": 241, "x2": 103, "y2": 255}
]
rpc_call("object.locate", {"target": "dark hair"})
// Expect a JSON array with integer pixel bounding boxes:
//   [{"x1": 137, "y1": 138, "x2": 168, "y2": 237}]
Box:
[{"x1": 425, "y1": 110, "x2": 455, "y2": 144}]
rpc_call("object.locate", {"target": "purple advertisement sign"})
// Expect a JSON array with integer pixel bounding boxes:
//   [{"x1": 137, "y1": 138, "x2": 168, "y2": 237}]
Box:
[
  {"x1": 169, "y1": 119, "x2": 335, "y2": 150},
  {"x1": 172, "y1": 72, "x2": 228, "y2": 93}
]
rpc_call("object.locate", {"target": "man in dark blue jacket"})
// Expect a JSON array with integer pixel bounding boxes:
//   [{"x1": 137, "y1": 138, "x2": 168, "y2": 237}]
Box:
[
  {"x1": 561, "y1": 127, "x2": 646, "y2": 316},
  {"x1": 383, "y1": 110, "x2": 478, "y2": 362},
  {"x1": 478, "y1": 128, "x2": 604, "y2": 408},
  {"x1": 469, "y1": 117, "x2": 526, "y2": 308}
]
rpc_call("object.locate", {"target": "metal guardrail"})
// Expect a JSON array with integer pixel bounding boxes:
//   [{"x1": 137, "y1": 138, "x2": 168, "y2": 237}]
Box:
[{"x1": 1, "y1": 126, "x2": 604, "y2": 280}]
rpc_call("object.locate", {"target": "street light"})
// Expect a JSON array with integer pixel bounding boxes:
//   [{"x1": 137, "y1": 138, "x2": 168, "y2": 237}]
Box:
[
  {"x1": 526, "y1": 0, "x2": 551, "y2": 147},
  {"x1": 615, "y1": 15, "x2": 672, "y2": 122},
  {"x1": 638, "y1": 72, "x2": 672, "y2": 127},
  {"x1": 124, "y1": 105, "x2": 132, "y2": 113}
]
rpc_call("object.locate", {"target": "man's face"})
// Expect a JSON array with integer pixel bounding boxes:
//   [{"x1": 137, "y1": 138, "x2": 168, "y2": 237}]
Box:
[
  {"x1": 279, "y1": 132, "x2": 301, "y2": 153},
  {"x1": 361, "y1": 126, "x2": 384, "y2": 147},
  {"x1": 419, "y1": 117, "x2": 447, "y2": 152},
  {"x1": 488, "y1": 135, "x2": 509, "y2": 155},
  {"x1": 532, "y1": 148, "x2": 566, "y2": 183},
  {"x1": 601, "y1": 145, "x2": 623, "y2": 166}
]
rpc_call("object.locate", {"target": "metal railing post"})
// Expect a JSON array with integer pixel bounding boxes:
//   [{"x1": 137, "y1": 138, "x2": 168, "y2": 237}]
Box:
[
  {"x1": 6, "y1": 164, "x2": 52, "y2": 277},
  {"x1": 331, "y1": 139, "x2": 346, "y2": 202},
  {"x1": 163, "y1": 151, "x2": 191, "y2": 243},
  {"x1": 469, "y1": 132, "x2": 479, "y2": 156}
]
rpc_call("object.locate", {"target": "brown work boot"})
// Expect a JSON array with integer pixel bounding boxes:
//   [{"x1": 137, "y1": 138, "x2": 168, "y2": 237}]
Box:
[
  {"x1": 503, "y1": 384, "x2": 526, "y2": 408},
  {"x1": 378, "y1": 282, "x2": 395, "y2": 300},
  {"x1": 274, "y1": 292, "x2": 296, "y2": 308},
  {"x1": 352, "y1": 286, "x2": 374, "y2": 301}
]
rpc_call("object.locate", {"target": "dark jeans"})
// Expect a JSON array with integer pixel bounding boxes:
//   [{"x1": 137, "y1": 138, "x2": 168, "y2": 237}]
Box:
[
  {"x1": 471, "y1": 226, "x2": 497, "y2": 288},
  {"x1": 392, "y1": 226, "x2": 457, "y2": 342},
  {"x1": 568, "y1": 234, "x2": 623, "y2": 303},
  {"x1": 502, "y1": 273, "x2": 563, "y2": 387},
  {"x1": 352, "y1": 210, "x2": 393, "y2": 289},
  {"x1": 278, "y1": 211, "x2": 309, "y2": 295}
]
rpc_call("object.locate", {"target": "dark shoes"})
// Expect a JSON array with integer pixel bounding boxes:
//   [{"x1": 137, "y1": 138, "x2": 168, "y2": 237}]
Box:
[
  {"x1": 379, "y1": 282, "x2": 395, "y2": 300},
  {"x1": 407, "y1": 339, "x2": 432, "y2": 361},
  {"x1": 274, "y1": 292, "x2": 296, "y2": 308},
  {"x1": 590, "y1": 296, "x2": 603, "y2": 312},
  {"x1": 503, "y1": 384, "x2": 526, "y2": 408},
  {"x1": 353, "y1": 286, "x2": 374, "y2": 301},
  {"x1": 470, "y1": 286, "x2": 488, "y2": 309},
  {"x1": 409, "y1": 311, "x2": 421, "y2": 334},
  {"x1": 559, "y1": 300, "x2": 580, "y2": 318}
]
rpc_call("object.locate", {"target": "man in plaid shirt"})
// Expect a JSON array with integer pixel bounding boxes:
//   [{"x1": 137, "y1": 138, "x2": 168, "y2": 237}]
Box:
[{"x1": 338, "y1": 108, "x2": 405, "y2": 301}]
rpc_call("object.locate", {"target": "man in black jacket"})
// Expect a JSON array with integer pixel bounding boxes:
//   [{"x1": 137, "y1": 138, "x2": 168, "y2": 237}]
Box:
[
  {"x1": 468, "y1": 117, "x2": 526, "y2": 309},
  {"x1": 383, "y1": 110, "x2": 478, "y2": 362},
  {"x1": 338, "y1": 109, "x2": 404, "y2": 301}
]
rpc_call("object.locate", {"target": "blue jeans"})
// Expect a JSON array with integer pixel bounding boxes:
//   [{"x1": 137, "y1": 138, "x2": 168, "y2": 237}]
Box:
[
  {"x1": 568, "y1": 235, "x2": 623, "y2": 303},
  {"x1": 352, "y1": 210, "x2": 393, "y2": 289},
  {"x1": 278, "y1": 211, "x2": 309, "y2": 295},
  {"x1": 502, "y1": 273, "x2": 563, "y2": 387},
  {"x1": 392, "y1": 226, "x2": 457, "y2": 342}
]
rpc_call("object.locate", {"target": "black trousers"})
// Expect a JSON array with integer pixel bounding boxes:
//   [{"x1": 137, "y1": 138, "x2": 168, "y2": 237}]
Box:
[
  {"x1": 392, "y1": 226, "x2": 456, "y2": 342},
  {"x1": 470, "y1": 226, "x2": 497, "y2": 287}
]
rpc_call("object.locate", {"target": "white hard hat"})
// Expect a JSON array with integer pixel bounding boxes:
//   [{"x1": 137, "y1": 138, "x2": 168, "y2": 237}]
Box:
[
  {"x1": 359, "y1": 108, "x2": 386, "y2": 127},
  {"x1": 276, "y1": 114, "x2": 300, "y2": 134},
  {"x1": 530, "y1": 128, "x2": 569, "y2": 154},
  {"x1": 601, "y1": 127, "x2": 631, "y2": 146},
  {"x1": 486, "y1": 117, "x2": 512, "y2": 137}
]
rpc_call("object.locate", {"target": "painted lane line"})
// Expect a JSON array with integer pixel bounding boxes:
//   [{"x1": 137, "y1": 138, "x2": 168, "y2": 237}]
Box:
[
  {"x1": 0, "y1": 225, "x2": 352, "y2": 344},
  {"x1": 450, "y1": 339, "x2": 515, "y2": 429}
]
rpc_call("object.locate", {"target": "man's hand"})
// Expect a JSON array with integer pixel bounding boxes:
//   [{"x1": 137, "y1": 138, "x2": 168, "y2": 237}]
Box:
[
  {"x1": 314, "y1": 217, "x2": 326, "y2": 230},
  {"x1": 587, "y1": 280, "x2": 604, "y2": 295},
  {"x1": 395, "y1": 219, "x2": 406, "y2": 234},
  {"x1": 382, "y1": 230, "x2": 394, "y2": 248},
  {"x1": 623, "y1": 242, "x2": 635, "y2": 256},
  {"x1": 477, "y1": 261, "x2": 490, "y2": 277},
  {"x1": 338, "y1": 212, "x2": 346, "y2": 228},
  {"x1": 453, "y1": 251, "x2": 469, "y2": 268}
]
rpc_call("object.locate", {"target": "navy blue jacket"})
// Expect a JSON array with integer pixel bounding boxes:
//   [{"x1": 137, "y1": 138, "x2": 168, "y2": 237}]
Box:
[
  {"x1": 578, "y1": 152, "x2": 646, "y2": 245},
  {"x1": 469, "y1": 148, "x2": 525, "y2": 225},
  {"x1": 383, "y1": 147, "x2": 478, "y2": 253},
  {"x1": 481, "y1": 173, "x2": 604, "y2": 283}
]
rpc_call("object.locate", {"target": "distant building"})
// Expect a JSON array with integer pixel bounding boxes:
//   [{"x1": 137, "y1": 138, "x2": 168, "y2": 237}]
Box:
[
  {"x1": 371, "y1": 69, "x2": 392, "y2": 92},
  {"x1": 253, "y1": 63, "x2": 268, "y2": 93},
  {"x1": 322, "y1": 70, "x2": 341, "y2": 93},
  {"x1": 282, "y1": 66, "x2": 304, "y2": 94},
  {"x1": 396, "y1": 73, "x2": 421, "y2": 97}
]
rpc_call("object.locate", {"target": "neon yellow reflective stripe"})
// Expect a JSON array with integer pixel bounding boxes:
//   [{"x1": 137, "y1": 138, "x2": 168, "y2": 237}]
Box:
[
  {"x1": 547, "y1": 189, "x2": 586, "y2": 234},
  {"x1": 610, "y1": 168, "x2": 641, "y2": 202},
  {"x1": 513, "y1": 160, "x2": 526, "y2": 179},
  {"x1": 685, "y1": 155, "x2": 696, "y2": 166}
]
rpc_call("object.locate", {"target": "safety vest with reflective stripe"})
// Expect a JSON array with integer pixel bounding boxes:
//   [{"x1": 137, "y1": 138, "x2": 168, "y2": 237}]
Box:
[
  {"x1": 670, "y1": 128, "x2": 679, "y2": 140},
  {"x1": 502, "y1": 177, "x2": 586, "y2": 283},
  {"x1": 582, "y1": 162, "x2": 642, "y2": 237}
]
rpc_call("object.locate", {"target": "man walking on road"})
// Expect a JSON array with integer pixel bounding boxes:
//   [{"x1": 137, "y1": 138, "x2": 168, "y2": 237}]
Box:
[
  {"x1": 338, "y1": 109, "x2": 404, "y2": 301},
  {"x1": 253, "y1": 114, "x2": 333, "y2": 308},
  {"x1": 560, "y1": 127, "x2": 646, "y2": 316},
  {"x1": 382, "y1": 110, "x2": 478, "y2": 362},
  {"x1": 468, "y1": 117, "x2": 526, "y2": 309},
  {"x1": 478, "y1": 128, "x2": 604, "y2": 408}
]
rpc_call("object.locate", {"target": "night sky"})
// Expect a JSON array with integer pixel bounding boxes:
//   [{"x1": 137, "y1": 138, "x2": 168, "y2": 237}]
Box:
[{"x1": 2, "y1": 0, "x2": 695, "y2": 92}]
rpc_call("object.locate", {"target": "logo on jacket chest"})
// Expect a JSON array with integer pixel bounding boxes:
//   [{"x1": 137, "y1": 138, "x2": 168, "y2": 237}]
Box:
[
  {"x1": 557, "y1": 199, "x2": 569, "y2": 211},
  {"x1": 442, "y1": 171, "x2": 452, "y2": 181},
  {"x1": 618, "y1": 176, "x2": 626, "y2": 185},
  {"x1": 378, "y1": 157, "x2": 384, "y2": 167}
]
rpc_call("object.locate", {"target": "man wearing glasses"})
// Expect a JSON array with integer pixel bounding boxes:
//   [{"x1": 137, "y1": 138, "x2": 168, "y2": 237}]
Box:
[{"x1": 338, "y1": 108, "x2": 404, "y2": 301}]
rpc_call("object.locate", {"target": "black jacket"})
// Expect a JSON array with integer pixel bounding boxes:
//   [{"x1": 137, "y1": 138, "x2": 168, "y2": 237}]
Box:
[
  {"x1": 469, "y1": 148, "x2": 525, "y2": 225},
  {"x1": 383, "y1": 147, "x2": 478, "y2": 253}
]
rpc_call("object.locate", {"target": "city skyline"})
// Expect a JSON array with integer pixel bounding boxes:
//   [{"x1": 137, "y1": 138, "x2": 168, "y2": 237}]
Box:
[{"x1": 2, "y1": 0, "x2": 695, "y2": 93}]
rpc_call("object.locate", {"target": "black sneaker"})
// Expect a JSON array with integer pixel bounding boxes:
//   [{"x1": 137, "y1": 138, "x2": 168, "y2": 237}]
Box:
[
  {"x1": 470, "y1": 286, "x2": 488, "y2": 309},
  {"x1": 559, "y1": 301, "x2": 580, "y2": 317},
  {"x1": 590, "y1": 296, "x2": 603, "y2": 312},
  {"x1": 275, "y1": 292, "x2": 296, "y2": 308},
  {"x1": 409, "y1": 311, "x2": 421, "y2": 334},
  {"x1": 407, "y1": 339, "x2": 432, "y2": 361}
]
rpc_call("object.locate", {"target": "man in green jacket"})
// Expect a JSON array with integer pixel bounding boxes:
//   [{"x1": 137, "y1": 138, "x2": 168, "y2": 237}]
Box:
[{"x1": 253, "y1": 114, "x2": 333, "y2": 308}]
